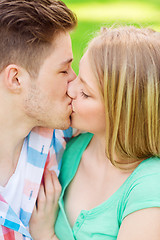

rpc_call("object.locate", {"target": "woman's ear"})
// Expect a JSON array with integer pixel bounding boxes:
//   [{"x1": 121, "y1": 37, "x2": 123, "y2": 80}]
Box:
[{"x1": 3, "y1": 64, "x2": 22, "y2": 93}]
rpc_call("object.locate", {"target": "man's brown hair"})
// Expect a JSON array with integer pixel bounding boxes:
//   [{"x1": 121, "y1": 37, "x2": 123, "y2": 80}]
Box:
[{"x1": 0, "y1": 0, "x2": 77, "y2": 76}]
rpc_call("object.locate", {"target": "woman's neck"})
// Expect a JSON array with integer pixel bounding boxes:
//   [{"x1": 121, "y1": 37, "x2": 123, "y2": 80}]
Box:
[{"x1": 83, "y1": 133, "x2": 107, "y2": 165}]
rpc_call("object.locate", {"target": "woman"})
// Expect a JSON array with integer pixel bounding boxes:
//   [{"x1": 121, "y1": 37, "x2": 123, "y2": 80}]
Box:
[{"x1": 30, "y1": 26, "x2": 160, "y2": 240}]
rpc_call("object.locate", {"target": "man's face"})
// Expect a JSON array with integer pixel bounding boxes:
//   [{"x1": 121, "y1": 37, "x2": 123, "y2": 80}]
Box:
[{"x1": 24, "y1": 31, "x2": 76, "y2": 129}]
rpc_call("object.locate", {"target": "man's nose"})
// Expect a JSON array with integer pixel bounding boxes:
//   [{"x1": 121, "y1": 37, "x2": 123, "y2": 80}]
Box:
[
  {"x1": 68, "y1": 68, "x2": 77, "y2": 83},
  {"x1": 72, "y1": 69, "x2": 77, "y2": 81}
]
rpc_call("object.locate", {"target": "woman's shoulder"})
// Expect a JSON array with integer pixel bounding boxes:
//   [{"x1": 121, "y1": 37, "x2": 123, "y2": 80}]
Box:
[
  {"x1": 132, "y1": 156, "x2": 160, "y2": 178},
  {"x1": 119, "y1": 156, "x2": 160, "y2": 223},
  {"x1": 123, "y1": 156, "x2": 160, "y2": 194}
]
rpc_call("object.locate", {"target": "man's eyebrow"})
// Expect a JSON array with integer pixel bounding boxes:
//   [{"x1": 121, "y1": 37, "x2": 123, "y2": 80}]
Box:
[{"x1": 59, "y1": 58, "x2": 73, "y2": 66}]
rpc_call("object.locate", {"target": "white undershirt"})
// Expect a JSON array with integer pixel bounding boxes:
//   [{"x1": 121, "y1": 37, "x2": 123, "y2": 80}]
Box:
[{"x1": 0, "y1": 139, "x2": 27, "y2": 216}]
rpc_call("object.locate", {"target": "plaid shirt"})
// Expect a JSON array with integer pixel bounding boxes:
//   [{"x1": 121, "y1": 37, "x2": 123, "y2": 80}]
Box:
[{"x1": 0, "y1": 126, "x2": 73, "y2": 240}]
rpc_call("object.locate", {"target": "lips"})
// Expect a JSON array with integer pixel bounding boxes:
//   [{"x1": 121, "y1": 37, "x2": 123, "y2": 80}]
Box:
[
  {"x1": 71, "y1": 102, "x2": 75, "y2": 113},
  {"x1": 68, "y1": 98, "x2": 72, "y2": 105}
]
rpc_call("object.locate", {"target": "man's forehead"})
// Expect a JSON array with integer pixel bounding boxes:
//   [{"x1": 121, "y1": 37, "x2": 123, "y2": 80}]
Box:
[
  {"x1": 49, "y1": 32, "x2": 73, "y2": 66},
  {"x1": 53, "y1": 31, "x2": 72, "y2": 50}
]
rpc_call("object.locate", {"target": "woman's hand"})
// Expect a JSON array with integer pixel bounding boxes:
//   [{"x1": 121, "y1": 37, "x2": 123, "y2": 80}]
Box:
[{"x1": 29, "y1": 170, "x2": 61, "y2": 240}]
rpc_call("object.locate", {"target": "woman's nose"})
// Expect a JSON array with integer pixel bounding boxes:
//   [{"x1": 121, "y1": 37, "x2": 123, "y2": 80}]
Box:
[{"x1": 67, "y1": 78, "x2": 77, "y2": 99}]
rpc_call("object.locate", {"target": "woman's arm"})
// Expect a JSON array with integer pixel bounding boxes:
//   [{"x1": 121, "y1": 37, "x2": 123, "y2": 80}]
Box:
[
  {"x1": 29, "y1": 170, "x2": 61, "y2": 240},
  {"x1": 117, "y1": 207, "x2": 160, "y2": 240}
]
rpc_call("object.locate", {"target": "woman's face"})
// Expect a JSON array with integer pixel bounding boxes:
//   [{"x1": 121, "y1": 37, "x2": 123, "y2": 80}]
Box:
[{"x1": 67, "y1": 51, "x2": 106, "y2": 135}]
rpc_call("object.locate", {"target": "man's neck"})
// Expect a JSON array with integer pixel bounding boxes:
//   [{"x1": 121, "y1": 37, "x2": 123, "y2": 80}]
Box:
[{"x1": 0, "y1": 118, "x2": 34, "y2": 186}]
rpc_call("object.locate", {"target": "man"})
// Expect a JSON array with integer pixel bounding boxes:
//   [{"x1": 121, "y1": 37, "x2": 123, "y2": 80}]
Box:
[{"x1": 0, "y1": 0, "x2": 77, "y2": 239}]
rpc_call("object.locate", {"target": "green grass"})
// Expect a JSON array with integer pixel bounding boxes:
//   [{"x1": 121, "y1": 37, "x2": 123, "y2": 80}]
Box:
[
  {"x1": 63, "y1": 0, "x2": 160, "y2": 74},
  {"x1": 64, "y1": 0, "x2": 160, "y2": 6},
  {"x1": 71, "y1": 21, "x2": 102, "y2": 73}
]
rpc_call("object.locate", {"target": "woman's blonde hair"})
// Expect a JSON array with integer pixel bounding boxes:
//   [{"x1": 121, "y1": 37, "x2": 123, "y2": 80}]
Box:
[{"x1": 88, "y1": 26, "x2": 160, "y2": 169}]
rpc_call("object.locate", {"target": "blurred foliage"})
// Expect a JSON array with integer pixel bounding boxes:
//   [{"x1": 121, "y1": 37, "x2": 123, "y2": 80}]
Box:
[
  {"x1": 63, "y1": 0, "x2": 160, "y2": 74},
  {"x1": 64, "y1": 0, "x2": 160, "y2": 6}
]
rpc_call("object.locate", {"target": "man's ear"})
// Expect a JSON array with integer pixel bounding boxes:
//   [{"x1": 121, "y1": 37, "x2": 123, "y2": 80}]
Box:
[{"x1": 3, "y1": 64, "x2": 22, "y2": 93}]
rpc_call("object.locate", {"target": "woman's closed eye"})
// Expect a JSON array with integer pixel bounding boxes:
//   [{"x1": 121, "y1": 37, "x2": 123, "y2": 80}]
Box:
[{"x1": 80, "y1": 90, "x2": 90, "y2": 98}]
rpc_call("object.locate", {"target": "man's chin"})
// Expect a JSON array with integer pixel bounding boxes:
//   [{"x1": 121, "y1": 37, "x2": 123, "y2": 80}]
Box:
[{"x1": 55, "y1": 117, "x2": 71, "y2": 130}]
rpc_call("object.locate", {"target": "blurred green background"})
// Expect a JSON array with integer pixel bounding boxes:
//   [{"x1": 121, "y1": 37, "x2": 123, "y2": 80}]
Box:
[{"x1": 63, "y1": 0, "x2": 160, "y2": 74}]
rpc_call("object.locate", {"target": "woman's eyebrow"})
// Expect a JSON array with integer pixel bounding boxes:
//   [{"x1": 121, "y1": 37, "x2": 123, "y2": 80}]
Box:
[{"x1": 79, "y1": 76, "x2": 94, "y2": 93}]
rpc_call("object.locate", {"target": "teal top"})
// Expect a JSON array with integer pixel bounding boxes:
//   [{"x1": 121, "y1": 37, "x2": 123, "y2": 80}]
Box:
[{"x1": 55, "y1": 133, "x2": 160, "y2": 240}]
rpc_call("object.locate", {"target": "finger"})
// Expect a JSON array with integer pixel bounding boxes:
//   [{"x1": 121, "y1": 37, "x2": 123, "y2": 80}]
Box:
[
  {"x1": 33, "y1": 202, "x2": 37, "y2": 213},
  {"x1": 36, "y1": 183, "x2": 46, "y2": 212},
  {"x1": 51, "y1": 171, "x2": 62, "y2": 203},
  {"x1": 43, "y1": 169, "x2": 55, "y2": 203},
  {"x1": 29, "y1": 203, "x2": 37, "y2": 225}
]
